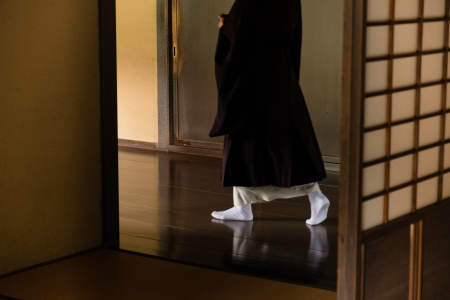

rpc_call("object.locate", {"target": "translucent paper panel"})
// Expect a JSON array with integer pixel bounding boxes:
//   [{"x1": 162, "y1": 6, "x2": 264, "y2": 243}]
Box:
[
  {"x1": 417, "y1": 176, "x2": 439, "y2": 209},
  {"x1": 424, "y1": 0, "x2": 446, "y2": 18},
  {"x1": 367, "y1": 0, "x2": 390, "y2": 22},
  {"x1": 362, "y1": 163, "x2": 385, "y2": 196},
  {"x1": 395, "y1": 0, "x2": 420, "y2": 19},
  {"x1": 388, "y1": 185, "x2": 413, "y2": 220},
  {"x1": 391, "y1": 122, "x2": 414, "y2": 154},
  {"x1": 420, "y1": 84, "x2": 442, "y2": 114},
  {"x1": 361, "y1": 196, "x2": 384, "y2": 230},
  {"x1": 422, "y1": 53, "x2": 444, "y2": 83},
  {"x1": 423, "y1": 21, "x2": 445, "y2": 51},
  {"x1": 442, "y1": 172, "x2": 450, "y2": 199},
  {"x1": 447, "y1": 83, "x2": 450, "y2": 109},
  {"x1": 366, "y1": 61, "x2": 388, "y2": 93},
  {"x1": 394, "y1": 23, "x2": 419, "y2": 54},
  {"x1": 390, "y1": 154, "x2": 414, "y2": 187},
  {"x1": 365, "y1": 95, "x2": 387, "y2": 127},
  {"x1": 446, "y1": 113, "x2": 450, "y2": 139},
  {"x1": 392, "y1": 89, "x2": 416, "y2": 121},
  {"x1": 364, "y1": 129, "x2": 386, "y2": 162},
  {"x1": 448, "y1": 53, "x2": 450, "y2": 78},
  {"x1": 444, "y1": 142, "x2": 450, "y2": 169},
  {"x1": 418, "y1": 146, "x2": 440, "y2": 177},
  {"x1": 367, "y1": 26, "x2": 389, "y2": 57},
  {"x1": 419, "y1": 116, "x2": 441, "y2": 146},
  {"x1": 393, "y1": 57, "x2": 417, "y2": 88}
]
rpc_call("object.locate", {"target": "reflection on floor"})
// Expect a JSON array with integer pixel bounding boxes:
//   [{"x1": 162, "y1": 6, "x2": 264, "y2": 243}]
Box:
[
  {"x1": 0, "y1": 249, "x2": 336, "y2": 300},
  {"x1": 119, "y1": 149, "x2": 339, "y2": 291}
]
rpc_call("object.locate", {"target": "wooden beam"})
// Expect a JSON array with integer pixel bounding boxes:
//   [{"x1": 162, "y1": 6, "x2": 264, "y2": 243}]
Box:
[
  {"x1": 337, "y1": 0, "x2": 364, "y2": 299},
  {"x1": 98, "y1": 0, "x2": 119, "y2": 249}
]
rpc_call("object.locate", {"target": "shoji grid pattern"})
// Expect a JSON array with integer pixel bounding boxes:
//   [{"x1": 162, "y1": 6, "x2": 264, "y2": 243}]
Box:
[{"x1": 361, "y1": 0, "x2": 450, "y2": 230}]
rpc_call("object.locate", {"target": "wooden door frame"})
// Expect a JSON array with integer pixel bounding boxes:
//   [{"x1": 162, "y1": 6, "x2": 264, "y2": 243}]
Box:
[
  {"x1": 99, "y1": 0, "x2": 364, "y2": 298},
  {"x1": 338, "y1": 0, "x2": 364, "y2": 299},
  {"x1": 157, "y1": 0, "x2": 224, "y2": 156},
  {"x1": 169, "y1": 0, "x2": 225, "y2": 152},
  {"x1": 156, "y1": 0, "x2": 173, "y2": 149},
  {"x1": 99, "y1": 0, "x2": 119, "y2": 249}
]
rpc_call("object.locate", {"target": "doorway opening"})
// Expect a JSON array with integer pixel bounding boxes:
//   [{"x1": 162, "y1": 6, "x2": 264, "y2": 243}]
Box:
[{"x1": 115, "y1": 0, "x2": 343, "y2": 292}]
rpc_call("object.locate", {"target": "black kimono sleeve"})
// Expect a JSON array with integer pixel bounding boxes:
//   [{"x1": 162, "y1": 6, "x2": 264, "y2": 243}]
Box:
[{"x1": 209, "y1": 0, "x2": 257, "y2": 137}]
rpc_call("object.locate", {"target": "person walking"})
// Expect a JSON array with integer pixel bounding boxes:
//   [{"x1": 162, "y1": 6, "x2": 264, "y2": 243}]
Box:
[{"x1": 209, "y1": 0, "x2": 330, "y2": 225}]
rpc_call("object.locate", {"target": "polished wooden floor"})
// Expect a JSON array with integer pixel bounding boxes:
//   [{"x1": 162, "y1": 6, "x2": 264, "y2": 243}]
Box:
[
  {"x1": 0, "y1": 249, "x2": 336, "y2": 300},
  {"x1": 119, "y1": 149, "x2": 339, "y2": 291}
]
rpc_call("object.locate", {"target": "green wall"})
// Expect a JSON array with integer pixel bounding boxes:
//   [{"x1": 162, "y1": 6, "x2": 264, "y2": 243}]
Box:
[{"x1": 302, "y1": 0, "x2": 344, "y2": 165}]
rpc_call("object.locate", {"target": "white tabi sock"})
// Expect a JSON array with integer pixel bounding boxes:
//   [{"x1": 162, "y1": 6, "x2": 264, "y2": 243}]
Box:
[
  {"x1": 211, "y1": 204, "x2": 253, "y2": 221},
  {"x1": 306, "y1": 189, "x2": 330, "y2": 225}
]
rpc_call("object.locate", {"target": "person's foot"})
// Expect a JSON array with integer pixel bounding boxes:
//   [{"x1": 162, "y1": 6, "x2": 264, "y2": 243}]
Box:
[
  {"x1": 306, "y1": 190, "x2": 330, "y2": 225},
  {"x1": 211, "y1": 204, "x2": 253, "y2": 221}
]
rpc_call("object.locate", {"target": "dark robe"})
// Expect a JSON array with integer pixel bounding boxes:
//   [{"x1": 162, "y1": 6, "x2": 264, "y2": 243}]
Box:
[{"x1": 209, "y1": 0, "x2": 327, "y2": 187}]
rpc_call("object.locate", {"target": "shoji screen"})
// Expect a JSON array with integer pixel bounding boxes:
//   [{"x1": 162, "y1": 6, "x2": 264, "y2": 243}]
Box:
[
  {"x1": 362, "y1": 0, "x2": 449, "y2": 230},
  {"x1": 357, "y1": 0, "x2": 450, "y2": 299}
]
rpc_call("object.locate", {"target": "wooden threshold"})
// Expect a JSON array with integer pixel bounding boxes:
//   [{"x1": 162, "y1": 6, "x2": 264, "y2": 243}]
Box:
[
  {"x1": 118, "y1": 139, "x2": 222, "y2": 158},
  {"x1": 118, "y1": 139, "x2": 341, "y2": 172}
]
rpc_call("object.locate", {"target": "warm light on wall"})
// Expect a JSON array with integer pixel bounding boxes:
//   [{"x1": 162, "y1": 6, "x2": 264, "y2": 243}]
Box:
[{"x1": 116, "y1": 0, "x2": 159, "y2": 143}]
